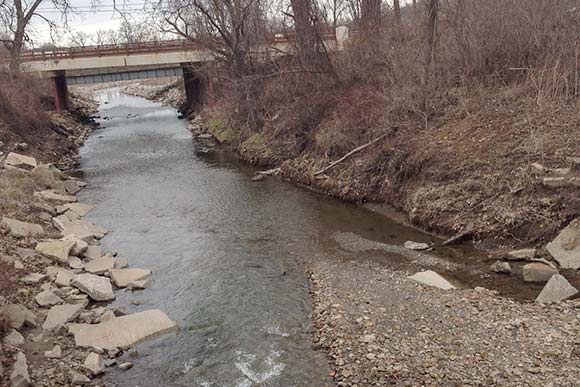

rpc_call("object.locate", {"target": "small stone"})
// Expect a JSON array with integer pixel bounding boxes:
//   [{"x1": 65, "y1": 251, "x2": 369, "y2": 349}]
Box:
[
  {"x1": 44, "y1": 345, "x2": 63, "y2": 359},
  {"x1": 68, "y1": 256, "x2": 84, "y2": 270},
  {"x1": 3, "y1": 329, "x2": 25, "y2": 347},
  {"x1": 82, "y1": 352, "x2": 105, "y2": 375},
  {"x1": 20, "y1": 273, "x2": 46, "y2": 285},
  {"x1": 35, "y1": 290, "x2": 64, "y2": 307},
  {"x1": 118, "y1": 362, "x2": 133, "y2": 370},
  {"x1": 70, "y1": 371, "x2": 90, "y2": 385},
  {"x1": 14, "y1": 261, "x2": 24, "y2": 270},
  {"x1": 490, "y1": 261, "x2": 511, "y2": 274},
  {"x1": 129, "y1": 278, "x2": 152, "y2": 290},
  {"x1": 55, "y1": 269, "x2": 76, "y2": 287},
  {"x1": 10, "y1": 352, "x2": 30, "y2": 387},
  {"x1": 34, "y1": 190, "x2": 77, "y2": 203},
  {"x1": 404, "y1": 241, "x2": 430, "y2": 251}
]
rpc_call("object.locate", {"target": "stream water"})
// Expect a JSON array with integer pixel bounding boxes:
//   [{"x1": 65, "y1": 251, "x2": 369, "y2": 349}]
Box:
[{"x1": 78, "y1": 88, "x2": 539, "y2": 387}]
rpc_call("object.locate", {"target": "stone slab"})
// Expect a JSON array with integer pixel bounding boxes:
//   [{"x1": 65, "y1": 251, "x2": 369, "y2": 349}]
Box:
[
  {"x1": 536, "y1": 274, "x2": 579, "y2": 304},
  {"x1": 68, "y1": 310, "x2": 177, "y2": 350},
  {"x1": 546, "y1": 217, "x2": 580, "y2": 269},
  {"x1": 1, "y1": 217, "x2": 44, "y2": 238},
  {"x1": 408, "y1": 270, "x2": 456, "y2": 290}
]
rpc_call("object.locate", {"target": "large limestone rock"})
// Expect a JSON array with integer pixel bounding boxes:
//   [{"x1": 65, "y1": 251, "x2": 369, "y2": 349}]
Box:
[
  {"x1": 535, "y1": 274, "x2": 579, "y2": 304},
  {"x1": 68, "y1": 310, "x2": 178, "y2": 350},
  {"x1": 71, "y1": 274, "x2": 115, "y2": 301},
  {"x1": 84, "y1": 255, "x2": 116, "y2": 275},
  {"x1": 56, "y1": 203, "x2": 95, "y2": 218},
  {"x1": 35, "y1": 290, "x2": 64, "y2": 308},
  {"x1": 42, "y1": 301, "x2": 88, "y2": 332},
  {"x1": 546, "y1": 217, "x2": 580, "y2": 269},
  {"x1": 4, "y1": 152, "x2": 37, "y2": 171},
  {"x1": 1, "y1": 217, "x2": 44, "y2": 238},
  {"x1": 53, "y1": 215, "x2": 107, "y2": 241},
  {"x1": 408, "y1": 270, "x2": 456, "y2": 290},
  {"x1": 523, "y1": 262, "x2": 558, "y2": 283},
  {"x1": 36, "y1": 239, "x2": 76, "y2": 263},
  {"x1": 34, "y1": 190, "x2": 77, "y2": 203},
  {"x1": 110, "y1": 268, "x2": 152, "y2": 288},
  {"x1": 10, "y1": 352, "x2": 30, "y2": 387}
]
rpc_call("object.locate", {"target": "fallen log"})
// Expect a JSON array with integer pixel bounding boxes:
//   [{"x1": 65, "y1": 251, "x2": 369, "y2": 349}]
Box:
[{"x1": 314, "y1": 134, "x2": 388, "y2": 176}]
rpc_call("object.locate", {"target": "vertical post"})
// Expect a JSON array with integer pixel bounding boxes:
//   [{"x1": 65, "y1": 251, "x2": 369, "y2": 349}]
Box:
[
  {"x1": 50, "y1": 70, "x2": 68, "y2": 113},
  {"x1": 335, "y1": 26, "x2": 349, "y2": 51}
]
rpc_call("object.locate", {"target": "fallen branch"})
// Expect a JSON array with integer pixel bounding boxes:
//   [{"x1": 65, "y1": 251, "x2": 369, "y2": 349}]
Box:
[
  {"x1": 314, "y1": 133, "x2": 388, "y2": 176},
  {"x1": 257, "y1": 167, "x2": 281, "y2": 176}
]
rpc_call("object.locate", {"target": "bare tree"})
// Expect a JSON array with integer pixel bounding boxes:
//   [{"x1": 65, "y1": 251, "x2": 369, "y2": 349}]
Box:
[
  {"x1": 393, "y1": 0, "x2": 401, "y2": 25},
  {"x1": 360, "y1": 0, "x2": 380, "y2": 31},
  {"x1": 0, "y1": 0, "x2": 73, "y2": 70},
  {"x1": 70, "y1": 31, "x2": 90, "y2": 47}
]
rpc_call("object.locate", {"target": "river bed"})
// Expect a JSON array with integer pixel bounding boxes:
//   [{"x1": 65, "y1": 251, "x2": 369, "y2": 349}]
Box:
[{"x1": 78, "y1": 88, "x2": 541, "y2": 386}]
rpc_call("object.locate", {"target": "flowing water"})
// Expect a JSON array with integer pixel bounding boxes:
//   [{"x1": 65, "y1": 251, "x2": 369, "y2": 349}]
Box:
[{"x1": 79, "y1": 88, "x2": 539, "y2": 387}]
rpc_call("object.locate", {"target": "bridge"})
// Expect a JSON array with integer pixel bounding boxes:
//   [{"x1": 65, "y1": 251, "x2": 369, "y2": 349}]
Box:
[{"x1": 14, "y1": 27, "x2": 349, "y2": 113}]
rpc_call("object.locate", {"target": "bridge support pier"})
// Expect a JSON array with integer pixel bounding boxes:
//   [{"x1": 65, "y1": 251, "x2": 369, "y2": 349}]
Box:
[
  {"x1": 50, "y1": 70, "x2": 69, "y2": 113},
  {"x1": 181, "y1": 64, "x2": 212, "y2": 113}
]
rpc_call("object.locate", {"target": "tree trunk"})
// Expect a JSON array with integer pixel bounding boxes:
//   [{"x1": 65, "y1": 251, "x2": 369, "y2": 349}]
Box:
[
  {"x1": 422, "y1": 0, "x2": 439, "y2": 111},
  {"x1": 413, "y1": 0, "x2": 417, "y2": 17},
  {"x1": 290, "y1": 0, "x2": 316, "y2": 54},
  {"x1": 361, "y1": 0, "x2": 381, "y2": 31},
  {"x1": 9, "y1": 26, "x2": 25, "y2": 72},
  {"x1": 393, "y1": 0, "x2": 401, "y2": 25}
]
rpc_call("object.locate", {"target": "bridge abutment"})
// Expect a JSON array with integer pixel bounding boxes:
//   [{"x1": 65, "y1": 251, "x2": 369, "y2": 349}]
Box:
[
  {"x1": 50, "y1": 70, "x2": 69, "y2": 113},
  {"x1": 181, "y1": 64, "x2": 213, "y2": 113}
]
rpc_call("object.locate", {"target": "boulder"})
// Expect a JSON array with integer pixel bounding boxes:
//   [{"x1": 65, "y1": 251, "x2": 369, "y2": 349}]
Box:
[
  {"x1": 10, "y1": 352, "x2": 30, "y2": 387},
  {"x1": 490, "y1": 261, "x2": 512, "y2": 274},
  {"x1": 68, "y1": 310, "x2": 178, "y2": 350},
  {"x1": 82, "y1": 352, "x2": 104, "y2": 375},
  {"x1": 42, "y1": 301, "x2": 88, "y2": 332},
  {"x1": 20, "y1": 273, "x2": 46, "y2": 285},
  {"x1": 0, "y1": 304, "x2": 37, "y2": 330},
  {"x1": 62, "y1": 235, "x2": 89, "y2": 256},
  {"x1": 408, "y1": 270, "x2": 456, "y2": 290},
  {"x1": 53, "y1": 216, "x2": 107, "y2": 241},
  {"x1": 56, "y1": 203, "x2": 95, "y2": 218},
  {"x1": 71, "y1": 274, "x2": 115, "y2": 301},
  {"x1": 35, "y1": 290, "x2": 64, "y2": 308},
  {"x1": 403, "y1": 241, "x2": 430, "y2": 251},
  {"x1": 4, "y1": 152, "x2": 37, "y2": 171},
  {"x1": 4, "y1": 329, "x2": 24, "y2": 347},
  {"x1": 84, "y1": 255, "x2": 116, "y2": 275},
  {"x1": 535, "y1": 274, "x2": 579, "y2": 304},
  {"x1": 110, "y1": 268, "x2": 152, "y2": 288},
  {"x1": 34, "y1": 190, "x2": 77, "y2": 203},
  {"x1": 0, "y1": 217, "x2": 44, "y2": 238},
  {"x1": 546, "y1": 217, "x2": 580, "y2": 269},
  {"x1": 523, "y1": 262, "x2": 558, "y2": 283},
  {"x1": 44, "y1": 345, "x2": 62, "y2": 359},
  {"x1": 82, "y1": 245, "x2": 103, "y2": 260},
  {"x1": 36, "y1": 239, "x2": 76, "y2": 263}
]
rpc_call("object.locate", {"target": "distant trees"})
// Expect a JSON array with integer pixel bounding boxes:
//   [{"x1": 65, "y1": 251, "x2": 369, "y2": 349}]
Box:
[{"x1": 0, "y1": 0, "x2": 72, "y2": 70}]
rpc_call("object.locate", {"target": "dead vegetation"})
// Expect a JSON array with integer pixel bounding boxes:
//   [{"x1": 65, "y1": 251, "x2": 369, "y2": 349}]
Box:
[{"x1": 194, "y1": 0, "x2": 580, "y2": 246}]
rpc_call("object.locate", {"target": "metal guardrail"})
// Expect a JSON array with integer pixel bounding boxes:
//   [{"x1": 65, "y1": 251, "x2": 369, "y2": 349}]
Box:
[{"x1": 15, "y1": 32, "x2": 337, "y2": 62}]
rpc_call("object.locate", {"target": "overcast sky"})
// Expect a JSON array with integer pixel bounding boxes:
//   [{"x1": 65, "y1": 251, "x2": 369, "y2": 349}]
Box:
[{"x1": 29, "y1": 0, "x2": 151, "y2": 46}]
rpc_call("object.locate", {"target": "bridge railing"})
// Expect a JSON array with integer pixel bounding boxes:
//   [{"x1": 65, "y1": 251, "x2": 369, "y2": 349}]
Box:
[{"x1": 17, "y1": 30, "x2": 339, "y2": 62}]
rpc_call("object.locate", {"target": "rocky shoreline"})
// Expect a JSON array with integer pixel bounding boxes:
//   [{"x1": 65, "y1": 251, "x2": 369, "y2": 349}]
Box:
[{"x1": 0, "y1": 109, "x2": 177, "y2": 386}]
